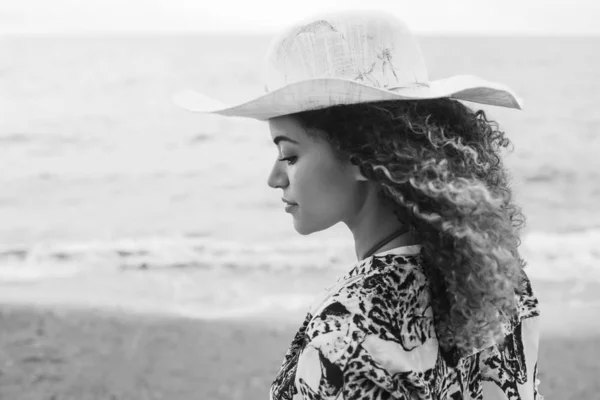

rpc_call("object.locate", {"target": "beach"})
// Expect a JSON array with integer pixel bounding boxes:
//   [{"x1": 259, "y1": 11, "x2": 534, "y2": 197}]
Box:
[
  {"x1": 1, "y1": 34, "x2": 599, "y2": 399},
  {"x1": 1, "y1": 274, "x2": 600, "y2": 400},
  {"x1": 0, "y1": 299, "x2": 599, "y2": 400}
]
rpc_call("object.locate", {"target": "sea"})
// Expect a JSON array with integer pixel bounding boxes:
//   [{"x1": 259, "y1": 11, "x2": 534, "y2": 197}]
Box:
[{"x1": 0, "y1": 34, "x2": 599, "y2": 321}]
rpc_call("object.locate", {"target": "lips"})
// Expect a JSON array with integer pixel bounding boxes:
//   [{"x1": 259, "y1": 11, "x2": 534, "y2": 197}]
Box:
[
  {"x1": 284, "y1": 202, "x2": 298, "y2": 213},
  {"x1": 282, "y1": 198, "x2": 298, "y2": 205}
]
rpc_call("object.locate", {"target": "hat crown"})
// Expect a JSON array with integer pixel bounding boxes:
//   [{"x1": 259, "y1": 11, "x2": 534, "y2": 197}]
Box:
[{"x1": 264, "y1": 10, "x2": 429, "y2": 93}]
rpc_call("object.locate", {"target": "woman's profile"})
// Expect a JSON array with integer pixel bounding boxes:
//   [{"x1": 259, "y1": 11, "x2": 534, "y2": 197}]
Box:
[{"x1": 174, "y1": 9, "x2": 542, "y2": 400}]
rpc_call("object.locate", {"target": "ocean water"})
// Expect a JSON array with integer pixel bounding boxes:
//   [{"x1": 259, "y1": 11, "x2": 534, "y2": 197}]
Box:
[{"x1": 0, "y1": 34, "x2": 599, "y2": 317}]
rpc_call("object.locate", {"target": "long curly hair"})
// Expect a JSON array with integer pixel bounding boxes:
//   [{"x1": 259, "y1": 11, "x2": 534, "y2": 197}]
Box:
[{"x1": 290, "y1": 98, "x2": 528, "y2": 358}]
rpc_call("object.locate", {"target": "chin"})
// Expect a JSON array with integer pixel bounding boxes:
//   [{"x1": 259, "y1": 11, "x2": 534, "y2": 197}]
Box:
[
  {"x1": 292, "y1": 216, "x2": 335, "y2": 236},
  {"x1": 292, "y1": 220, "x2": 313, "y2": 235}
]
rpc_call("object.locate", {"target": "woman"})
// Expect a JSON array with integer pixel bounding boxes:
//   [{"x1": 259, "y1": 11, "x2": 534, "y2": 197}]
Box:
[{"x1": 174, "y1": 9, "x2": 542, "y2": 400}]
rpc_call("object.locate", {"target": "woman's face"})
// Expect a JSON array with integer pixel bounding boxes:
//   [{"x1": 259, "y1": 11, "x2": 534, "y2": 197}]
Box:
[{"x1": 267, "y1": 115, "x2": 368, "y2": 235}]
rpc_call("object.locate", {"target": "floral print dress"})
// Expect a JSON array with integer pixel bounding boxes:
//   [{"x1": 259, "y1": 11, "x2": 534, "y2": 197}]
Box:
[{"x1": 270, "y1": 244, "x2": 543, "y2": 400}]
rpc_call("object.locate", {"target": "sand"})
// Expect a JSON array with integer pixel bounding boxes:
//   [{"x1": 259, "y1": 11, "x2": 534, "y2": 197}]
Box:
[
  {"x1": 1, "y1": 269, "x2": 598, "y2": 400},
  {"x1": 0, "y1": 303, "x2": 599, "y2": 400}
]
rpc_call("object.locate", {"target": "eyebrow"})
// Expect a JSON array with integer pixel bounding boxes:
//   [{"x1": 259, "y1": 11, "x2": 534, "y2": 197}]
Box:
[{"x1": 273, "y1": 135, "x2": 300, "y2": 145}]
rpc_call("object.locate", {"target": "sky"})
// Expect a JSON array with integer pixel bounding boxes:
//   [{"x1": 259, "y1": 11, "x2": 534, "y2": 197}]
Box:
[{"x1": 0, "y1": 0, "x2": 599, "y2": 35}]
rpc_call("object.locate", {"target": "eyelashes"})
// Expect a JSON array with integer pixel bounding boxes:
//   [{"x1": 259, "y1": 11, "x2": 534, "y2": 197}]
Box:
[{"x1": 278, "y1": 156, "x2": 297, "y2": 165}]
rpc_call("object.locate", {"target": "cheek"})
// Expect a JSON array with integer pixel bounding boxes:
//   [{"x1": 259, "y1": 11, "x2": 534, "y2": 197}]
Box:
[{"x1": 296, "y1": 159, "x2": 354, "y2": 206}]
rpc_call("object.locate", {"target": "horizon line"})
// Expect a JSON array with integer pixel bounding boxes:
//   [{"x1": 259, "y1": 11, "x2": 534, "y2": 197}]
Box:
[{"x1": 1, "y1": 29, "x2": 599, "y2": 38}]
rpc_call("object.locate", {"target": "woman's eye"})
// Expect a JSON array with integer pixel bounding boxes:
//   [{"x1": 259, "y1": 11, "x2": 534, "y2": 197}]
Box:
[{"x1": 278, "y1": 156, "x2": 297, "y2": 165}]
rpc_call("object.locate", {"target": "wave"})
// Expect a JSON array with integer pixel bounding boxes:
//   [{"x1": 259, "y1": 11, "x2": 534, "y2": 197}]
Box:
[
  {"x1": 0, "y1": 235, "x2": 352, "y2": 282},
  {"x1": 1, "y1": 229, "x2": 599, "y2": 283},
  {"x1": 519, "y1": 228, "x2": 600, "y2": 282}
]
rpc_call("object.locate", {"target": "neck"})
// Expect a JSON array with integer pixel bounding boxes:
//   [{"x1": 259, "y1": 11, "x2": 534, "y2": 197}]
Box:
[
  {"x1": 356, "y1": 225, "x2": 417, "y2": 261},
  {"x1": 348, "y1": 199, "x2": 418, "y2": 261},
  {"x1": 344, "y1": 180, "x2": 420, "y2": 261},
  {"x1": 362, "y1": 225, "x2": 411, "y2": 258}
]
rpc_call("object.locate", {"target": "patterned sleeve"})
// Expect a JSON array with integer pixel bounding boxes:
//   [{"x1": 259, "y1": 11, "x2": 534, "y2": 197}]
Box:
[{"x1": 293, "y1": 262, "x2": 439, "y2": 400}]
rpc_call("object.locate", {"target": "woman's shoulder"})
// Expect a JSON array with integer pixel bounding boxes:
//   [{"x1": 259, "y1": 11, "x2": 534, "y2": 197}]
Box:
[
  {"x1": 339, "y1": 251, "x2": 432, "y2": 314},
  {"x1": 307, "y1": 250, "x2": 434, "y2": 348},
  {"x1": 273, "y1": 252, "x2": 438, "y2": 399},
  {"x1": 311, "y1": 250, "x2": 541, "y2": 355}
]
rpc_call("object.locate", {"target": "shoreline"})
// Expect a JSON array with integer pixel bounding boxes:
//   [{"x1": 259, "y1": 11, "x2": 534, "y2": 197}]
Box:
[
  {"x1": 2, "y1": 271, "x2": 599, "y2": 338},
  {"x1": 1, "y1": 294, "x2": 599, "y2": 338}
]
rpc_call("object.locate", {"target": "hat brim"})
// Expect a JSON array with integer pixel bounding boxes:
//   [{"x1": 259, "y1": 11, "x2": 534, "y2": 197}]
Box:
[{"x1": 172, "y1": 74, "x2": 523, "y2": 121}]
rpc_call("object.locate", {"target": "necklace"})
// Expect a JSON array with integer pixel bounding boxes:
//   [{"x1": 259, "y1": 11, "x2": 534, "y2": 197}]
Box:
[{"x1": 361, "y1": 224, "x2": 412, "y2": 260}]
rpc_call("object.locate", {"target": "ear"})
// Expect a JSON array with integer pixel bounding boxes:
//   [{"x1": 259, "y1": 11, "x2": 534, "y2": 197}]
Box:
[{"x1": 350, "y1": 164, "x2": 369, "y2": 182}]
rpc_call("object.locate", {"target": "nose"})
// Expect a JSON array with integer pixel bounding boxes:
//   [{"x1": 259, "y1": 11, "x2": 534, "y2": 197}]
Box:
[{"x1": 267, "y1": 159, "x2": 288, "y2": 189}]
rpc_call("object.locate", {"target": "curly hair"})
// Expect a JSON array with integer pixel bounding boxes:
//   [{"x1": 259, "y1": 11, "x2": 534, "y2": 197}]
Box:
[{"x1": 290, "y1": 98, "x2": 528, "y2": 358}]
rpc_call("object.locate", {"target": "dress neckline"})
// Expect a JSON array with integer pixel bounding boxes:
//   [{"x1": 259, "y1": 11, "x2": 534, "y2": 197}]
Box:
[
  {"x1": 371, "y1": 243, "x2": 423, "y2": 257},
  {"x1": 334, "y1": 243, "x2": 424, "y2": 285}
]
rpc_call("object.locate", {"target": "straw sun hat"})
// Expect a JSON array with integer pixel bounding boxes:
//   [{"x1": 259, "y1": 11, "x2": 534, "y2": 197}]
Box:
[{"x1": 173, "y1": 9, "x2": 523, "y2": 120}]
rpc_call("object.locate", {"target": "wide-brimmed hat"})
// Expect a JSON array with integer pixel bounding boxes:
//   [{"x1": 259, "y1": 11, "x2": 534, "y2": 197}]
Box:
[{"x1": 173, "y1": 9, "x2": 523, "y2": 121}]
